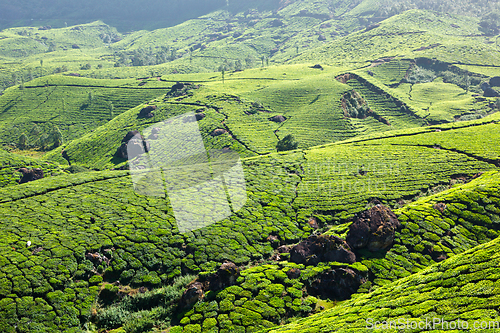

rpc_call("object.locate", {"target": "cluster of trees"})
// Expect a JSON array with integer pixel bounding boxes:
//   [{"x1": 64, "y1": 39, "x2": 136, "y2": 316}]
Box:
[
  {"x1": 405, "y1": 65, "x2": 482, "y2": 93},
  {"x1": 276, "y1": 134, "x2": 298, "y2": 152},
  {"x1": 112, "y1": 47, "x2": 257, "y2": 72},
  {"x1": 217, "y1": 56, "x2": 257, "y2": 72},
  {"x1": 18, "y1": 124, "x2": 63, "y2": 150},
  {"x1": 0, "y1": 70, "x2": 39, "y2": 93},
  {"x1": 342, "y1": 90, "x2": 370, "y2": 119},
  {"x1": 113, "y1": 47, "x2": 179, "y2": 67}
]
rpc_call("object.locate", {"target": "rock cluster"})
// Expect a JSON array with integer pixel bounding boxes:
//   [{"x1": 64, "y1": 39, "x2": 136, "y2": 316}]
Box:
[
  {"x1": 290, "y1": 234, "x2": 356, "y2": 265},
  {"x1": 269, "y1": 115, "x2": 287, "y2": 123},
  {"x1": 116, "y1": 130, "x2": 149, "y2": 159},
  {"x1": 288, "y1": 205, "x2": 400, "y2": 267},
  {"x1": 346, "y1": 204, "x2": 401, "y2": 252},
  {"x1": 180, "y1": 261, "x2": 239, "y2": 308},
  {"x1": 211, "y1": 128, "x2": 227, "y2": 136},
  {"x1": 17, "y1": 168, "x2": 44, "y2": 184},
  {"x1": 138, "y1": 105, "x2": 156, "y2": 118},
  {"x1": 307, "y1": 267, "x2": 367, "y2": 300}
]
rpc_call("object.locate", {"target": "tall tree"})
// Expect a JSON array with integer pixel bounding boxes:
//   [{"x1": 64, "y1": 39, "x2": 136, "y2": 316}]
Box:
[
  {"x1": 18, "y1": 133, "x2": 28, "y2": 149},
  {"x1": 52, "y1": 126, "x2": 63, "y2": 148}
]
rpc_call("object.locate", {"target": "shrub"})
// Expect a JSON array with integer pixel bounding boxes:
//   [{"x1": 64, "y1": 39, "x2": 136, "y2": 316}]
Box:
[
  {"x1": 405, "y1": 66, "x2": 436, "y2": 83},
  {"x1": 66, "y1": 165, "x2": 89, "y2": 174},
  {"x1": 96, "y1": 306, "x2": 129, "y2": 329},
  {"x1": 18, "y1": 133, "x2": 28, "y2": 149},
  {"x1": 276, "y1": 134, "x2": 298, "y2": 152}
]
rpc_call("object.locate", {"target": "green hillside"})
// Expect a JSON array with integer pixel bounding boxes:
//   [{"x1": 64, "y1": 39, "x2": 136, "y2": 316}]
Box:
[
  {"x1": 0, "y1": 1, "x2": 500, "y2": 332},
  {"x1": 171, "y1": 170, "x2": 500, "y2": 333},
  {"x1": 0, "y1": 149, "x2": 64, "y2": 187},
  {"x1": 265, "y1": 173, "x2": 500, "y2": 332},
  {"x1": 0, "y1": 75, "x2": 174, "y2": 148},
  {"x1": 42, "y1": 58, "x2": 497, "y2": 170},
  {"x1": 0, "y1": 115, "x2": 498, "y2": 332},
  {"x1": 294, "y1": 10, "x2": 500, "y2": 66}
]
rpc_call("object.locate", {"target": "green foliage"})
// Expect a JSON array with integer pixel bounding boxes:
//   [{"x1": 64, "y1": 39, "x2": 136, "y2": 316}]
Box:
[
  {"x1": 17, "y1": 133, "x2": 28, "y2": 149},
  {"x1": 265, "y1": 221, "x2": 500, "y2": 332},
  {"x1": 0, "y1": 75, "x2": 174, "y2": 147},
  {"x1": 94, "y1": 275, "x2": 195, "y2": 331},
  {"x1": 176, "y1": 261, "x2": 362, "y2": 332},
  {"x1": 51, "y1": 125, "x2": 63, "y2": 148},
  {"x1": 359, "y1": 171, "x2": 500, "y2": 289},
  {"x1": 0, "y1": 4, "x2": 500, "y2": 333},
  {"x1": 276, "y1": 134, "x2": 298, "y2": 152},
  {"x1": 342, "y1": 90, "x2": 370, "y2": 119}
]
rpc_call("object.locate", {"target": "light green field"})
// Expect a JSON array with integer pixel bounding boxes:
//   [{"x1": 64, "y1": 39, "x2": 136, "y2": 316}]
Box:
[{"x1": 1, "y1": 2, "x2": 500, "y2": 333}]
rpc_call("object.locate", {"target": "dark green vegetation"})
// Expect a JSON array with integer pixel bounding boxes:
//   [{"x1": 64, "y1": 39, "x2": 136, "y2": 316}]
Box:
[
  {"x1": 0, "y1": 0, "x2": 226, "y2": 31},
  {"x1": 0, "y1": 116, "x2": 498, "y2": 332},
  {"x1": 0, "y1": 0, "x2": 500, "y2": 332},
  {"x1": 267, "y1": 173, "x2": 500, "y2": 332},
  {"x1": 172, "y1": 261, "x2": 367, "y2": 333}
]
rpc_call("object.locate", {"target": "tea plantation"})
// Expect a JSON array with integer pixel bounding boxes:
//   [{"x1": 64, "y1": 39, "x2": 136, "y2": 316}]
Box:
[
  {"x1": 0, "y1": 115, "x2": 498, "y2": 332},
  {"x1": 0, "y1": 1, "x2": 500, "y2": 332},
  {"x1": 266, "y1": 173, "x2": 500, "y2": 332}
]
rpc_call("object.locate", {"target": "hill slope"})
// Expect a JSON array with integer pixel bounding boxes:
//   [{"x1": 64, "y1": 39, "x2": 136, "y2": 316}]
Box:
[
  {"x1": 0, "y1": 75, "x2": 174, "y2": 148},
  {"x1": 0, "y1": 115, "x2": 498, "y2": 332},
  {"x1": 265, "y1": 190, "x2": 500, "y2": 332},
  {"x1": 0, "y1": 2, "x2": 499, "y2": 333}
]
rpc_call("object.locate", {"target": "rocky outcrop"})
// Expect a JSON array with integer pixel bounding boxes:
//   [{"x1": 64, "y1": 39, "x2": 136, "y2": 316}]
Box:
[
  {"x1": 310, "y1": 64, "x2": 324, "y2": 70},
  {"x1": 17, "y1": 168, "x2": 44, "y2": 184},
  {"x1": 138, "y1": 105, "x2": 156, "y2": 118},
  {"x1": 307, "y1": 267, "x2": 367, "y2": 301},
  {"x1": 433, "y1": 202, "x2": 447, "y2": 213},
  {"x1": 481, "y1": 82, "x2": 491, "y2": 91},
  {"x1": 484, "y1": 88, "x2": 500, "y2": 97},
  {"x1": 270, "y1": 19, "x2": 284, "y2": 27},
  {"x1": 167, "y1": 82, "x2": 200, "y2": 97},
  {"x1": 211, "y1": 129, "x2": 227, "y2": 136},
  {"x1": 195, "y1": 113, "x2": 206, "y2": 121},
  {"x1": 489, "y1": 76, "x2": 500, "y2": 87},
  {"x1": 170, "y1": 82, "x2": 185, "y2": 92},
  {"x1": 346, "y1": 204, "x2": 400, "y2": 252},
  {"x1": 206, "y1": 261, "x2": 239, "y2": 291},
  {"x1": 289, "y1": 234, "x2": 356, "y2": 265},
  {"x1": 286, "y1": 268, "x2": 301, "y2": 279},
  {"x1": 180, "y1": 282, "x2": 204, "y2": 308},
  {"x1": 147, "y1": 127, "x2": 160, "y2": 140},
  {"x1": 180, "y1": 261, "x2": 239, "y2": 308},
  {"x1": 116, "y1": 130, "x2": 149, "y2": 159},
  {"x1": 269, "y1": 115, "x2": 286, "y2": 123}
]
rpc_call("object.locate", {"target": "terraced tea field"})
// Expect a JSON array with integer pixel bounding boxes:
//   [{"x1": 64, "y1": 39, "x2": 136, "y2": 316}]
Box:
[
  {"x1": 1, "y1": 2, "x2": 500, "y2": 332},
  {"x1": 266, "y1": 172, "x2": 500, "y2": 332},
  {"x1": 42, "y1": 58, "x2": 493, "y2": 170},
  {"x1": 0, "y1": 75, "x2": 173, "y2": 147},
  {"x1": 342, "y1": 74, "x2": 425, "y2": 131},
  {"x1": 0, "y1": 114, "x2": 498, "y2": 332}
]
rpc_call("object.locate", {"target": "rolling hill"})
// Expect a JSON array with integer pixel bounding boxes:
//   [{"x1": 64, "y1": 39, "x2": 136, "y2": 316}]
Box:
[
  {"x1": 0, "y1": 1, "x2": 499, "y2": 332},
  {"x1": 0, "y1": 114, "x2": 498, "y2": 332}
]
